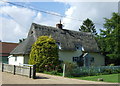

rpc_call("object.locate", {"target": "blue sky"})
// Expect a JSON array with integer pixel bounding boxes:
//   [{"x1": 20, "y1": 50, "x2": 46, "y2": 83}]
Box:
[
  {"x1": 0, "y1": 1, "x2": 118, "y2": 42},
  {"x1": 14, "y1": 2, "x2": 69, "y2": 15},
  {"x1": 31, "y1": 2, "x2": 69, "y2": 15}
]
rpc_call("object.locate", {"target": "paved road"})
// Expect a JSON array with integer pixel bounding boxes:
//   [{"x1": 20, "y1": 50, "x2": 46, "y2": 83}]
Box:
[{"x1": 0, "y1": 72, "x2": 119, "y2": 84}]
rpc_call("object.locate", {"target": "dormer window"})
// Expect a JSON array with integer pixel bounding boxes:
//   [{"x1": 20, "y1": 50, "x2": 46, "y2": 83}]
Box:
[
  {"x1": 56, "y1": 42, "x2": 62, "y2": 49},
  {"x1": 75, "y1": 45, "x2": 82, "y2": 50},
  {"x1": 82, "y1": 46, "x2": 84, "y2": 51},
  {"x1": 75, "y1": 45, "x2": 84, "y2": 51}
]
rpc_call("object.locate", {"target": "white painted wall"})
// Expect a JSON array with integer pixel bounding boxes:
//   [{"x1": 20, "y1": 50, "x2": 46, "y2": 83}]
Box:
[
  {"x1": 89, "y1": 53, "x2": 105, "y2": 66},
  {"x1": 8, "y1": 55, "x2": 24, "y2": 65},
  {"x1": 59, "y1": 50, "x2": 82, "y2": 63},
  {"x1": 8, "y1": 51, "x2": 105, "y2": 66},
  {"x1": 59, "y1": 50, "x2": 105, "y2": 66}
]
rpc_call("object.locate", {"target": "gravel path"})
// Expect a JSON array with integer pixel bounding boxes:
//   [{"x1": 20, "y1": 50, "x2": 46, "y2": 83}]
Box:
[{"x1": 1, "y1": 72, "x2": 119, "y2": 84}]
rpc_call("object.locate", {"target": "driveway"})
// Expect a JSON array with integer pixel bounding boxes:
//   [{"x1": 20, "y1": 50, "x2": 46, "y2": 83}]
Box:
[{"x1": 1, "y1": 72, "x2": 119, "y2": 84}]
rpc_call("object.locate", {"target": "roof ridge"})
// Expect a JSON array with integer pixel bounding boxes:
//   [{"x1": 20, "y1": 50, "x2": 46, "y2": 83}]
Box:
[{"x1": 32, "y1": 23, "x2": 92, "y2": 35}]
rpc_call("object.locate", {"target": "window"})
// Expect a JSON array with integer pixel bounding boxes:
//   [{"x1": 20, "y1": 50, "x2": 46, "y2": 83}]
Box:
[
  {"x1": 15, "y1": 56, "x2": 17, "y2": 61},
  {"x1": 73, "y1": 57, "x2": 79, "y2": 62}
]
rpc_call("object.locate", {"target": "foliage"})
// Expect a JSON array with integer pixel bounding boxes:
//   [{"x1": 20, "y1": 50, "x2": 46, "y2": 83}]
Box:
[
  {"x1": 79, "y1": 18, "x2": 97, "y2": 35},
  {"x1": 109, "y1": 64, "x2": 115, "y2": 66},
  {"x1": 65, "y1": 66, "x2": 120, "y2": 77},
  {"x1": 97, "y1": 12, "x2": 120, "y2": 65},
  {"x1": 29, "y1": 36, "x2": 60, "y2": 72},
  {"x1": 63, "y1": 62, "x2": 77, "y2": 77}
]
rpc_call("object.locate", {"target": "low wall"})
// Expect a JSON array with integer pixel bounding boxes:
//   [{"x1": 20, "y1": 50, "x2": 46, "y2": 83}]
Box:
[{"x1": 0, "y1": 63, "x2": 36, "y2": 79}]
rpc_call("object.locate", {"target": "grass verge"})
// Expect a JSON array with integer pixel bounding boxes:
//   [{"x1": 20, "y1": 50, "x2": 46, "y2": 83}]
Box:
[{"x1": 73, "y1": 73, "x2": 120, "y2": 83}]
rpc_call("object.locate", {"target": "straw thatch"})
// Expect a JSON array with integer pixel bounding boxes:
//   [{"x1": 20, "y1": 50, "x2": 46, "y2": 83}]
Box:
[{"x1": 11, "y1": 23, "x2": 99, "y2": 55}]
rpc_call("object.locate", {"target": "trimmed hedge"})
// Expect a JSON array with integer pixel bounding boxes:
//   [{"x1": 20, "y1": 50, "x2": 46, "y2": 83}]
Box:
[{"x1": 65, "y1": 64, "x2": 120, "y2": 77}]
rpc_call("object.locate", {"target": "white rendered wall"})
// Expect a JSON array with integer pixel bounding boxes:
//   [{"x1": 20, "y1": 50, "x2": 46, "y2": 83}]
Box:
[
  {"x1": 59, "y1": 50, "x2": 82, "y2": 63},
  {"x1": 90, "y1": 53, "x2": 105, "y2": 66},
  {"x1": 8, "y1": 55, "x2": 24, "y2": 65}
]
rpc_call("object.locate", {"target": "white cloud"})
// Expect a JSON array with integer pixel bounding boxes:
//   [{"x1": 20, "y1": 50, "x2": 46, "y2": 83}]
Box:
[
  {"x1": 0, "y1": 5, "x2": 36, "y2": 42},
  {"x1": 0, "y1": 17, "x2": 27, "y2": 42},
  {"x1": 0, "y1": 17, "x2": 2, "y2": 41},
  {"x1": 0, "y1": 4, "x2": 61, "y2": 42},
  {"x1": 0, "y1": 2, "x2": 6, "y2": 6},
  {"x1": 34, "y1": 12, "x2": 42, "y2": 23},
  {"x1": 34, "y1": 15, "x2": 60, "y2": 27},
  {"x1": 33, "y1": 12, "x2": 61, "y2": 27},
  {"x1": 0, "y1": 6, "x2": 36, "y2": 28},
  {"x1": 61, "y1": 2, "x2": 118, "y2": 32}
]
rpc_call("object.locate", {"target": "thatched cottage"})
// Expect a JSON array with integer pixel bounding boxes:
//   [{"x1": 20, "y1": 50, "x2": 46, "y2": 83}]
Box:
[{"x1": 8, "y1": 22, "x2": 105, "y2": 66}]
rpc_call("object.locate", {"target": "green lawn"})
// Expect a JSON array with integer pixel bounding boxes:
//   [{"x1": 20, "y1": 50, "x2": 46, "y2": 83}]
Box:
[{"x1": 73, "y1": 74, "x2": 120, "y2": 83}]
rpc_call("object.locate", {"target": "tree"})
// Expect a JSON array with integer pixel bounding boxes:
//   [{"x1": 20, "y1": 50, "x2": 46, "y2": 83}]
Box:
[
  {"x1": 29, "y1": 36, "x2": 60, "y2": 72},
  {"x1": 98, "y1": 12, "x2": 120, "y2": 65},
  {"x1": 79, "y1": 18, "x2": 97, "y2": 35}
]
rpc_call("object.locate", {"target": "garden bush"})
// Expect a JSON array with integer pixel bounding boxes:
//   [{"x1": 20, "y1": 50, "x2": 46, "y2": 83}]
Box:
[
  {"x1": 29, "y1": 36, "x2": 60, "y2": 72},
  {"x1": 63, "y1": 62, "x2": 77, "y2": 77}
]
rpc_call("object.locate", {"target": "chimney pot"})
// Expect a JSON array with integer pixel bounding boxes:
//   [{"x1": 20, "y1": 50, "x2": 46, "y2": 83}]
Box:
[{"x1": 56, "y1": 20, "x2": 63, "y2": 29}]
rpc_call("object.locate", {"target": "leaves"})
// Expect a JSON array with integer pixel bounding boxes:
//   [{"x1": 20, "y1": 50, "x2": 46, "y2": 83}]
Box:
[
  {"x1": 79, "y1": 18, "x2": 97, "y2": 35},
  {"x1": 97, "y1": 12, "x2": 120, "y2": 65},
  {"x1": 29, "y1": 36, "x2": 59, "y2": 72}
]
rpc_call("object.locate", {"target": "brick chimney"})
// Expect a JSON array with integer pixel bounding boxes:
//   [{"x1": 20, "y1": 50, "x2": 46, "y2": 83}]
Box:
[{"x1": 56, "y1": 20, "x2": 63, "y2": 29}]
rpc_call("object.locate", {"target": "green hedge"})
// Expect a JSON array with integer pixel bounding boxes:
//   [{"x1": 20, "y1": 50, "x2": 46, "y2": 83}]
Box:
[{"x1": 65, "y1": 65, "x2": 120, "y2": 77}]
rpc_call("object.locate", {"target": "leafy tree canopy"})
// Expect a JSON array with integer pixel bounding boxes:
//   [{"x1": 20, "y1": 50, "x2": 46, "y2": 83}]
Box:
[{"x1": 98, "y1": 12, "x2": 120, "y2": 65}]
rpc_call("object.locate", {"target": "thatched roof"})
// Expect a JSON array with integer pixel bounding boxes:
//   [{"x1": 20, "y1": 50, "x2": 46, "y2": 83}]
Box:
[{"x1": 10, "y1": 23, "x2": 99, "y2": 55}]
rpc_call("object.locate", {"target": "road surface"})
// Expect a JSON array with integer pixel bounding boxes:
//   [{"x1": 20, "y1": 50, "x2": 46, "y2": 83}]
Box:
[{"x1": 0, "y1": 72, "x2": 119, "y2": 85}]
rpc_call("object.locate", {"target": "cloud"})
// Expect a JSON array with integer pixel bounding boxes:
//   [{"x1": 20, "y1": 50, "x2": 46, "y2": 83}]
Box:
[
  {"x1": 0, "y1": 4, "x2": 61, "y2": 42},
  {"x1": 0, "y1": 5, "x2": 36, "y2": 28},
  {"x1": 33, "y1": 12, "x2": 61, "y2": 27},
  {"x1": 34, "y1": 12, "x2": 42, "y2": 23},
  {"x1": 0, "y1": 5, "x2": 36, "y2": 42},
  {"x1": 0, "y1": 1, "x2": 7, "y2": 6},
  {"x1": 61, "y1": 2, "x2": 118, "y2": 32},
  {"x1": 0, "y1": 17, "x2": 25, "y2": 42}
]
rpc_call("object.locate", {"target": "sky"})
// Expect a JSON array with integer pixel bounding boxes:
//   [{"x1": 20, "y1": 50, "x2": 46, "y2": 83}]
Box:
[{"x1": 0, "y1": 0, "x2": 119, "y2": 43}]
